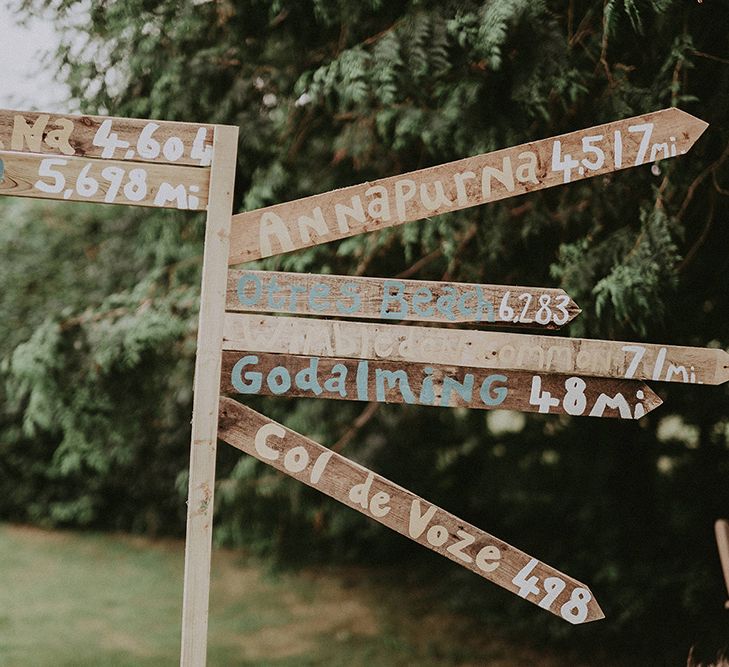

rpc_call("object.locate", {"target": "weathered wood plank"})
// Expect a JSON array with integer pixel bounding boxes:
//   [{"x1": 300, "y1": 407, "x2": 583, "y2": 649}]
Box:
[
  {"x1": 716, "y1": 519, "x2": 729, "y2": 609},
  {"x1": 0, "y1": 108, "x2": 214, "y2": 166},
  {"x1": 0, "y1": 151, "x2": 209, "y2": 210},
  {"x1": 229, "y1": 108, "x2": 708, "y2": 263},
  {"x1": 226, "y1": 270, "x2": 581, "y2": 329},
  {"x1": 222, "y1": 313, "x2": 729, "y2": 386},
  {"x1": 220, "y1": 351, "x2": 662, "y2": 419},
  {"x1": 180, "y1": 124, "x2": 238, "y2": 666},
  {"x1": 218, "y1": 398, "x2": 605, "y2": 624}
]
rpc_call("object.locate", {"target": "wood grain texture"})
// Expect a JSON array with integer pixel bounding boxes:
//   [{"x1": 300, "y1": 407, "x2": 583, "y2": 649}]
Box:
[
  {"x1": 0, "y1": 151, "x2": 209, "y2": 210},
  {"x1": 715, "y1": 519, "x2": 729, "y2": 609},
  {"x1": 222, "y1": 313, "x2": 729, "y2": 386},
  {"x1": 226, "y1": 270, "x2": 580, "y2": 329},
  {"x1": 180, "y1": 124, "x2": 238, "y2": 666},
  {"x1": 218, "y1": 398, "x2": 605, "y2": 624},
  {"x1": 0, "y1": 108, "x2": 214, "y2": 166},
  {"x1": 229, "y1": 108, "x2": 708, "y2": 263},
  {"x1": 220, "y1": 351, "x2": 662, "y2": 419}
]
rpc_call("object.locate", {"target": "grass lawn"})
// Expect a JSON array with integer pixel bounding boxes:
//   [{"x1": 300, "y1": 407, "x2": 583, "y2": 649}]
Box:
[{"x1": 0, "y1": 523, "x2": 609, "y2": 666}]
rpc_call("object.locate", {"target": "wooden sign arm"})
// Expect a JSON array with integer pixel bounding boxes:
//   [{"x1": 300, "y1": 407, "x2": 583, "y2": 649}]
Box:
[
  {"x1": 219, "y1": 350, "x2": 663, "y2": 420},
  {"x1": 228, "y1": 108, "x2": 708, "y2": 263},
  {"x1": 222, "y1": 313, "x2": 729, "y2": 386},
  {"x1": 218, "y1": 397, "x2": 605, "y2": 625},
  {"x1": 226, "y1": 269, "x2": 581, "y2": 329}
]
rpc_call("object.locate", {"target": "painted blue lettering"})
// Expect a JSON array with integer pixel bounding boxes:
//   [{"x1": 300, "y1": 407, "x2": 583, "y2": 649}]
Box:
[
  {"x1": 435, "y1": 286, "x2": 458, "y2": 321},
  {"x1": 294, "y1": 357, "x2": 323, "y2": 395},
  {"x1": 266, "y1": 276, "x2": 287, "y2": 309},
  {"x1": 412, "y1": 287, "x2": 435, "y2": 317},
  {"x1": 479, "y1": 374, "x2": 508, "y2": 406},
  {"x1": 267, "y1": 366, "x2": 291, "y2": 394},
  {"x1": 375, "y1": 369, "x2": 416, "y2": 403},
  {"x1": 323, "y1": 363, "x2": 348, "y2": 396},
  {"x1": 356, "y1": 360, "x2": 369, "y2": 400},
  {"x1": 475, "y1": 286, "x2": 495, "y2": 323},
  {"x1": 380, "y1": 280, "x2": 408, "y2": 319},
  {"x1": 308, "y1": 282, "x2": 330, "y2": 312},
  {"x1": 457, "y1": 289, "x2": 477, "y2": 318},
  {"x1": 440, "y1": 374, "x2": 474, "y2": 406},
  {"x1": 336, "y1": 282, "x2": 361, "y2": 315},
  {"x1": 231, "y1": 355, "x2": 262, "y2": 393},
  {"x1": 288, "y1": 283, "x2": 308, "y2": 310},
  {"x1": 418, "y1": 367, "x2": 436, "y2": 405},
  {"x1": 237, "y1": 274, "x2": 262, "y2": 306}
]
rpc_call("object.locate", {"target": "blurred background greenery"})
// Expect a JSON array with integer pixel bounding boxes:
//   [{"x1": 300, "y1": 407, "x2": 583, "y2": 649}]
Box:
[{"x1": 1, "y1": 0, "x2": 728, "y2": 663}]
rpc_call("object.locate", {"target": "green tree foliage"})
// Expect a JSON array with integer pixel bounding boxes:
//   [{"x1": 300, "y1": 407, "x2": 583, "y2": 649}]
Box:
[{"x1": 3, "y1": 0, "x2": 729, "y2": 660}]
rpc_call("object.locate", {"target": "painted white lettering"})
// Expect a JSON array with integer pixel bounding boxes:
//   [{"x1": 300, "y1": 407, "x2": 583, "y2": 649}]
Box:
[
  {"x1": 297, "y1": 206, "x2": 328, "y2": 243},
  {"x1": 408, "y1": 499, "x2": 437, "y2": 539},
  {"x1": 154, "y1": 183, "x2": 188, "y2": 208},
  {"x1": 45, "y1": 118, "x2": 74, "y2": 155},
  {"x1": 259, "y1": 211, "x2": 295, "y2": 257},
  {"x1": 475, "y1": 545, "x2": 501, "y2": 572},
  {"x1": 365, "y1": 185, "x2": 391, "y2": 221},
  {"x1": 11, "y1": 114, "x2": 48, "y2": 152},
  {"x1": 349, "y1": 472, "x2": 375, "y2": 509},
  {"x1": 622, "y1": 345, "x2": 646, "y2": 379},
  {"x1": 446, "y1": 530, "x2": 475, "y2": 563},
  {"x1": 310, "y1": 451, "x2": 333, "y2": 484},
  {"x1": 254, "y1": 423, "x2": 285, "y2": 461},
  {"x1": 334, "y1": 195, "x2": 366, "y2": 233},
  {"x1": 394, "y1": 178, "x2": 417, "y2": 220},
  {"x1": 369, "y1": 491, "x2": 392, "y2": 518},
  {"x1": 426, "y1": 525, "x2": 449, "y2": 547},
  {"x1": 665, "y1": 363, "x2": 688, "y2": 382},
  {"x1": 516, "y1": 151, "x2": 538, "y2": 184},
  {"x1": 453, "y1": 170, "x2": 476, "y2": 206},
  {"x1": 284, "y1": 446, "x2": 309, "y2": 473},
  {"x1": 481, "y1": 157, "x2": 515, "y2": 198},
  {"x1": 589, "y1": 393, "x2": 632, "y2": 418},
  {"x1": 419, "y1": 180, "x2": 453, "y2": 212}
]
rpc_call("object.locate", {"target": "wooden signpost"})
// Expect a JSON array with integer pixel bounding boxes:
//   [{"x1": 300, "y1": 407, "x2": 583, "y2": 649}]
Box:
[
  {"x1": 218, "y1": 397, "x2": 605, "y2": 624},
  {"x1": 220, "y1": 351, "x2": 662, "y2": 419},
  {"x1": 227, "y1": 108, "x2": 707, "y2": 263},
  {"x1": 222, "y1": 314, "x2": 729, "y2": 386},
  {"x1": 180, "y1": 126, "x2": 238, "y2": 667},
  {"x1": 227, "y1": 270, "x2": 581, "y2": 328},
  {"x1": 2, "y1": 104, "x2": 719, "y2": 664},
  {"x1": 0, "y1": 108, "x2": 238, "y2": 667}
]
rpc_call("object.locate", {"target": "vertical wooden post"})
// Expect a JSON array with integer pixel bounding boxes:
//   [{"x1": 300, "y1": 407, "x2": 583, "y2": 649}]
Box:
[{"x1": 180, "y1": 124, "x2": 238, "y2": 666}]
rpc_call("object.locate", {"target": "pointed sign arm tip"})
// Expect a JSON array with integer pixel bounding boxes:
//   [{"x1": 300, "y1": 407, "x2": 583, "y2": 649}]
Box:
[
  {"x1": 668, "y1": 107, "x2": 710, "y2": 142},
  {"x1": 715, "y1": 350, "x2": 729, "y2": 385},
  {"x1": 589, "y1": 597, "x2": 606, "y2": 623},
  {"x1": 562, "y1": 580, "x2": 604, "y2": 623},
  {"x1": 642, "y1": 384, "x2": 664, "y2": 414}
]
